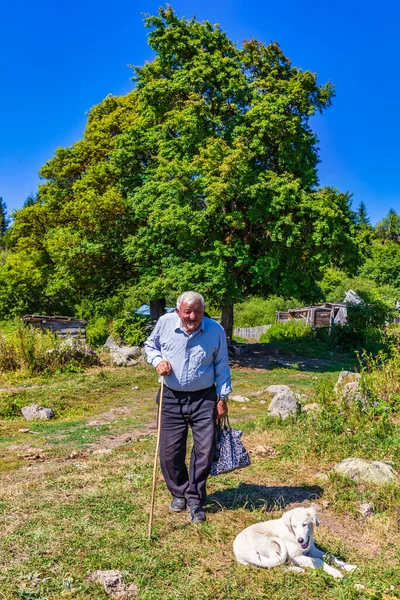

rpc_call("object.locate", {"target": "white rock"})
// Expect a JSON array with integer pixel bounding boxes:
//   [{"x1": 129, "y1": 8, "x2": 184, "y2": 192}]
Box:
[
  {"x1": 359, "y1": 502, "x2": 374, "y2": 517},
  {"x1": 89, "y1": 570, "x2": 138, "y2": 599},
  {"x1": 334, "y1": 370, "x2": 361, "y2": 392},
  {"x1": 21, "y1": 404, "x2": 54, "y2": 421},
  {"x1": 332, "y1": 458, "x2": 399, "y2": 486},
  {"x1": 230, "y1": 394, "x2": 250, "y2": 403},
  {"x1": 266, "y1": 385, "x2": 292, "y2": 395},
  {"x1": 268, "y1": 393, "x2": 298, "y2": 419},
  {"x1": 105, "y1": 337, "x2": 141, "y2": 367},
  {"x1": 259, "y1": 400, "x2": 266, "y2": 405}
]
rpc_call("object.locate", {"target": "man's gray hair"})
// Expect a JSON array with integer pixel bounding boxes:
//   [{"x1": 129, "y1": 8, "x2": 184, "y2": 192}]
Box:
[{"x1": 176, "y1": 291, "x2": 205, "y2": 310}]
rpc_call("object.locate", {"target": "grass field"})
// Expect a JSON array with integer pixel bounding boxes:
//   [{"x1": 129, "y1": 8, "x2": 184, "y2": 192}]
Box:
[{"x1": 0, "y1": 353, "x2": 399, "y2": 599}]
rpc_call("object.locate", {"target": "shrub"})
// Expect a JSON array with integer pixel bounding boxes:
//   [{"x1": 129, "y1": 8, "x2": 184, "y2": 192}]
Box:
[
  {"x1": 0, "y1": 319, "x2": 99, "y2": 374},
  {"x1": 259, "y1": 319, "x2": 315, "y2": 343},
  {"x1": 234, "y1": 296, "x2": 298, "y2": 328},
  {"x1": 86, "y1": 316, "x2": 110, "y2": 347},
  {"x1": 111, "y1": 313, "x2": 149, "y2": 346},
  {"x1": 329, "y1": 300, "x2": 394, "y2": 353}
]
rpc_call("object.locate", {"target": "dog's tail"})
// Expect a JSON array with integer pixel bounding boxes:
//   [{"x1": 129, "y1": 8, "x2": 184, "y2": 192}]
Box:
[{"x1": 233, "y1": 536, "x2": 288, "y2": 568}]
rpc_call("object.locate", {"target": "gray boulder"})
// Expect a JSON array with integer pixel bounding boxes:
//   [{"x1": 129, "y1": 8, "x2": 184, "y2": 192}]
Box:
[
  {"x1": 332, "y1": 458, "x2": 399, "y2": 486},
  {"x1": 105, "y1": 337, "x2": 141, "y2": 367},
  {"x1": 266, "y1": 385, "x2": 292, "y2": 395},
  {"x1": 21, "y1": 404, "x2": 54, "y2": 421},
  {"x1": 268, "y1": 393, "x2": 299, "y2": 419},
  {"x1": 334, "y1": 370, "x2": 361, "y2": 392}
]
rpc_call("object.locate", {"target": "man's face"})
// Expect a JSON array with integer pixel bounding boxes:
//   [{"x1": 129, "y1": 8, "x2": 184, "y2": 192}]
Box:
[{"x1": 176, "y1": 300, "x2": 204, "y2": 333}]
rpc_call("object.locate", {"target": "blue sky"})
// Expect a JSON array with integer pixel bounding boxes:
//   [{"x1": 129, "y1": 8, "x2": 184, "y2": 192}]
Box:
[{"x1": 1, "y1": 0, "x2": 399, "y2": 223}]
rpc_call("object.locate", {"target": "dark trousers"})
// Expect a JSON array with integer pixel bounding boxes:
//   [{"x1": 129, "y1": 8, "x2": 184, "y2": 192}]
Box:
[{"x1": 156, "y1": 385, "x2": 217, "y2": 507}]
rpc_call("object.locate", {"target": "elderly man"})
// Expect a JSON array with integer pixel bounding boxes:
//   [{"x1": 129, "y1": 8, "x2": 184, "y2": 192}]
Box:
[{"x1": 145, "y1": 291, "x2": 232, "y2": 523}]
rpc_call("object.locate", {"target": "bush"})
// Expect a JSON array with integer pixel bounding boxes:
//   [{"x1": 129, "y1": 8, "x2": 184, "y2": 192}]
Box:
[
  {"x1": 234, "y1": 296, "x2": 298, "y2": 328},
  {"x1": 259, "y1": 320, "x2": 315, "y2": 343},
  {"x1": 319, "y1": 267, "x2": 398, "y2": 306},
  {"x1": 111, "y1": 313, "x2": 149, "y2": 346},
  {"x1": 86, "y1": 316, "x2": 110, "y2": 347},
  {"x1": 329, "y1": 300, "x2": 394, "y2": 353},
  {"x1": 0, "y1": 319, "x2": 98, "y2": 374}
]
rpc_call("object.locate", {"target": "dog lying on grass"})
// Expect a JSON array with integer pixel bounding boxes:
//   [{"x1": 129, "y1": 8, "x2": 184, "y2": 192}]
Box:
[{"x1": 233, "y1": 507, "x2": 357, "y2": 578}]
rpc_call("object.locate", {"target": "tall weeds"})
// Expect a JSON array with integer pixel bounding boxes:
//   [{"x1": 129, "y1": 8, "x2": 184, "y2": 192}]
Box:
[{"x1": 0, "y1": 320, "x2": 98, "y2": 375}]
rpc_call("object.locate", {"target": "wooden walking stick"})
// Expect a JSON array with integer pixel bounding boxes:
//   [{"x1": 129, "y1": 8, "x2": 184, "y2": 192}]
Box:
[{"x1": 148, "y1": 375, "x2": 165, "y2": 540}]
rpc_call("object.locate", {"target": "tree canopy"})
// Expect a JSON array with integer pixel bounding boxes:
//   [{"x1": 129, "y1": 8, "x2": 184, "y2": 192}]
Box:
[
  {"x1": 375, "y1": 209, "x2": 400, "y2": 243},
  {"x1": 0, "y1": 7, "x2": 364, "y2": 334}
]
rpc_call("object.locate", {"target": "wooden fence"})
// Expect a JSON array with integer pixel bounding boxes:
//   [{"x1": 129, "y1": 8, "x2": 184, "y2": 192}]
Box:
[{"x1": 233, "y1": 325, "x2": 270, "y2": 340}]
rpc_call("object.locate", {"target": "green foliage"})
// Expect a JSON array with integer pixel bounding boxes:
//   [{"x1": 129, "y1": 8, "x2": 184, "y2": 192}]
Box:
[
  {"x1": 374, "y1": 208, "x2": 400, "y2": 242},
  {"x1": 260, "y1": 319, "x2": 315, "y2": 343},
  {"x1": 0, "y1": 197, "x2": 9, "y2": 239},
  {"x1": 356, "y1": 200, "x2": 370, "y2": 227},
  {"x1": 319, "y1": 267, "x2": 398, "y2": 306},
  {"x1": 234, "y1": 295, "x2": 298, "y2": 327},
  {"x1": 0, "y1": 320, "x2": 98, "y2": 374},
  {"x1": 360, "y1": 241, "x2": 400, "y2": 289},
  {"x1": 85, "y1": 316, "x2": 110, "y2": 347},
  {"x1": 330, "y1": 301, "x2": 393, "y2": 352},
  {"x1": 111, "y1": 313, "x2": 149, "y2": 346},
  {"x1": 359, "y1": 348, "x2": 400, "y2": 415},
  {"x1": 0, "y1": 7, "x2": 361, "y2": 333}
]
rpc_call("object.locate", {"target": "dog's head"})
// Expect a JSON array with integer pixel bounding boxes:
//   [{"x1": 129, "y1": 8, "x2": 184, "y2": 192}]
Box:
[{"x1": 282, "y1": 507, "x2": 319, "y2": 552}]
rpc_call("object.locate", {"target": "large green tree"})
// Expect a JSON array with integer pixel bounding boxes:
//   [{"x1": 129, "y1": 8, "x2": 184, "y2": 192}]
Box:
[
  {"x1": 1, "y1": 7, "x2": 362, "y2": 334},
  {"x1": 117, "y1": 8, "x2": 361, "y2": 334}
]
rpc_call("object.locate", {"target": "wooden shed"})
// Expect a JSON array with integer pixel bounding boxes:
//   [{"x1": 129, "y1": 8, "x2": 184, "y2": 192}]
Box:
[
  {"x1": 276, "y1": 303, "x2": 347, "y2": 328},
  {"x1": 23, "y1": 315, "x2": 88, "y2": 338}
]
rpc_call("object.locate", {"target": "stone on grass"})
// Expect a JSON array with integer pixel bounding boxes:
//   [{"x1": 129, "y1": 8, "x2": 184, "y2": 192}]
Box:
[
  {"x1": 230, "y1": 394, "x2": 250, "y2": 403},
  {"x1": 21, "y1": 404, "x2": 54, "y2": 421},
  {"x1": 253, "y1": 445, "x2": 276, "y2": 457},
  {"x1": 334, "y1": 370, "x2": 361, "y2": 392},
  {"x1": 332, "y1": 458, "x2": 399, "y2": 486},
  {"x1": 342, "y1": 380, "x2": 361, "y2": 398},
  {"x1": 105, "y1": 337, "x2": 141, "y2": 367},
  {"x1": 266, "y1": 385, "x2": 292, "y2": 395},
  {"x1": 302, "y1": 403, "x2": 321, "y2": 414},
  {"x1": 89, "y1": 570, "x2": 138, "y2": 599},
  {"x1": 268, "y1": 393, "x2": 298, "y2": 419},
  {"x1": 359, "y1": 502, "x2": 374, "y2": 518}
]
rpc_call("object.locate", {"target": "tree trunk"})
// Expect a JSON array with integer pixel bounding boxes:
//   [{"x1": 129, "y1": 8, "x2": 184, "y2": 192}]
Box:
[
  {"x1": 221, "y1": 305, "x2": 234, "y2": 341},
  {"x1": 150, "y1": 299, "x2": 166, "y2": 320}
]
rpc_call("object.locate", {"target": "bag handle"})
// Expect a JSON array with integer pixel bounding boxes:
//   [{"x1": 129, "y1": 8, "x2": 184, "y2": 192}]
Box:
[{"x1": 217, "y1": 415, "x2": 231, "y2": 430}]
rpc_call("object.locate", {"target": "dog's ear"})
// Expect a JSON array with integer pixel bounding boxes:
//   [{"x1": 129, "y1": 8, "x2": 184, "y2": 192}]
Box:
[
  {"x1": 307, "y1": 507, "x2": 319, "y2": 527},
  {"x1": 282, "y1": 509, "x2": 294, "y2": 533}
]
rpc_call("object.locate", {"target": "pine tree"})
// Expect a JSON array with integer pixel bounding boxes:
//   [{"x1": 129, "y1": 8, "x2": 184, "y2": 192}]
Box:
[
  {"x1": 356, "y1": 201, "x2": 370, "y2": 227},
  {"x1": 0, "y1": 198, "x2": 9, "y2": 237}
]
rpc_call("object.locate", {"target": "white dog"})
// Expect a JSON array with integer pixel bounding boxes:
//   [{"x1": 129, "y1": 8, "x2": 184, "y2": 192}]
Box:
[{"x1": 233, "y1": 507, "x2": 357, "y2": 578}]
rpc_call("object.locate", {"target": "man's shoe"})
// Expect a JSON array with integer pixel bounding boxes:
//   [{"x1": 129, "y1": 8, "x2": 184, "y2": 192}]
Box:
[
  {"x1": 188, "y1": 505, "x2": 206, "y2": 523},
  {"x1": 169, "y1": 497, "x2": 187, "y2": 512}
]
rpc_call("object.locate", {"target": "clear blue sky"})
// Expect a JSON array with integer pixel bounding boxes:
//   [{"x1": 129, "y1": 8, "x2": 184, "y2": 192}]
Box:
[{"x1": 1, "y1": 0, "x2": 399, "y2": 224}]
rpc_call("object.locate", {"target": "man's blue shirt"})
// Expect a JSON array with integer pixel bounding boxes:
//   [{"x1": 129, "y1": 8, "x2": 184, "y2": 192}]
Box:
[{"x1": 144, "y1": 313, "x2": 232, "y2": 396}]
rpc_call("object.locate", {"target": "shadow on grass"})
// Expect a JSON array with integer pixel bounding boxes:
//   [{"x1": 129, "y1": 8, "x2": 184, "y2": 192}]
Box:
[
  {"x1": 231, "y1": 343, "x2": 357, "y2": 373},
  {"x1": 207, "y1": 482, "x2": 324, "y2": 513}
]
